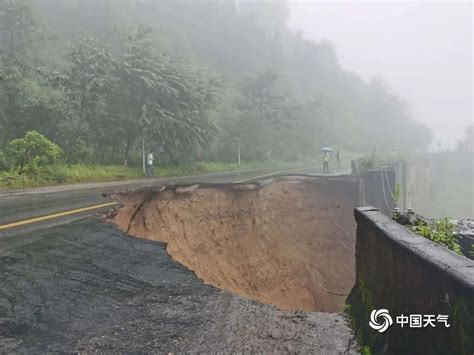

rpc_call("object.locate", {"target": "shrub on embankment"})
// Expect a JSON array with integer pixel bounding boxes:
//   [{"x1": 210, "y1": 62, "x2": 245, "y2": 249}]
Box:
[{"x1": 2, "y1": 131, "x2": 62, "y2": 175}]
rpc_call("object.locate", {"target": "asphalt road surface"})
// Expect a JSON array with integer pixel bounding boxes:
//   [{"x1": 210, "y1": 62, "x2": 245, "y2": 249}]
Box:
[
  {"x1": 0, "y1": 166, "x2": 319, "y2": 236},
  {"x1": 0, "y1": 166, "x2": 358, "y2": 352}
]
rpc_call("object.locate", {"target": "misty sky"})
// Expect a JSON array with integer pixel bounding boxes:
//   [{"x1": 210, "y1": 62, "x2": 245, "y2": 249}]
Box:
[{"x1": 288, "y1": 1, "x2": 473, "y2": 149}]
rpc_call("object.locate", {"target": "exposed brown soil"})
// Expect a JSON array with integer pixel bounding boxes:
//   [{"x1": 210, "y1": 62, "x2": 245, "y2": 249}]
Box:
[{"x1": 109, "y1": 179, "x2": 357, "y2": 312}]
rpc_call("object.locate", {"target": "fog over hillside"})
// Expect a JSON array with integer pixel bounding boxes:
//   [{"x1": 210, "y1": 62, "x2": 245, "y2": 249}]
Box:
[{"x1": 289, "y1": 1, "x2": 473, "y2": 150}]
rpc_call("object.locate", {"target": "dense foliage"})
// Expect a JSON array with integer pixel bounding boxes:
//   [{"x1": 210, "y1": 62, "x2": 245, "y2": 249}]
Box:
[
  {"x1": 0, "y1": 0, "x2": 432, "y2": 170},
  {"x1": 4, "y1": 130, "x2": 61, "y2": 175}
]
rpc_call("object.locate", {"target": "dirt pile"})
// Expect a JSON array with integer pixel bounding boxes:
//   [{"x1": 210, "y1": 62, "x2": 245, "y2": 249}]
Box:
[{"x1": 109, "y1": 178, "x2": 357, "y2": 312}]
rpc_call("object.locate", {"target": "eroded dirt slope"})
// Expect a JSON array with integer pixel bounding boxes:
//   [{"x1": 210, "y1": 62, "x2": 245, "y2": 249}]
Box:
[{"x1": 110, "y1": 179, "x2": 357, "y2": 312}]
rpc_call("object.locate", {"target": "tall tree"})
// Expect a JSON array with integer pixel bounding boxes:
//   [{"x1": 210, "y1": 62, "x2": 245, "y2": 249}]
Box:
[
  {"x1": 231, "y1": 68, "x2": 301, "y2": 160},
  {"x1": 0, "y1": 0, "x2": 37, "y2": 144},
  {"x1": 51, "y1": 32, "x2": 116, "y2": 162},
  {"x1": 112, "y1": 26, "x2": 220, "y2": 165},
  {"x1": 0, "y1": 0, "x2": 63, "y2": 146}
]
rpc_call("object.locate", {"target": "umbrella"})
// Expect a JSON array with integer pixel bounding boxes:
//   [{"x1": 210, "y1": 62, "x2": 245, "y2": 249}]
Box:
[{"x1": 321, "y1": 147, "x2": 335, "y2": 153}]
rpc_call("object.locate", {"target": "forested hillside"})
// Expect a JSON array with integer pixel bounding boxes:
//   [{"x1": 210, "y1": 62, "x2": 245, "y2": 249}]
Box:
[{"x1": 0, "y1": 0, "x2": 431, "y2": 172}]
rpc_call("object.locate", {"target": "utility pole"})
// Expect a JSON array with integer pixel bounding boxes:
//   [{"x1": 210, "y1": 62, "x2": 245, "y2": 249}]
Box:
[
  {"x1": 142, "y1": 135, "x2": 146, "y2": 176},
  {"x1": 140, "y1": 104, "x2": 149, "y2": 176},
  {"x1": 237, "y1": 141, "x2": 241, "y2": 167},
  {"x1": 235, "y1": 137, "x2": 241, "y2": 167}
]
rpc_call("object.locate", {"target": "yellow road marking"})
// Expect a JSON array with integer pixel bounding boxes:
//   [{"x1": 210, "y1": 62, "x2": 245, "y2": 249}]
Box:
[
  {"x1": 232, "y1": 167, "x2": 306, "y2": 184},
  {"x1": 0, "y1": 202, "x2": 118, "y2": 231}
]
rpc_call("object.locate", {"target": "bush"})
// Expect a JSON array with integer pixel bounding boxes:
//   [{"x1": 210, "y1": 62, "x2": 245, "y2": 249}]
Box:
[
  {"x1": 5, "y1": 131, "x2": 62, "y2": 176},
  {"x1": 0, "y1": 170, "x2": 41, "y2": 188},
  {"x1": 413, "y1": 218, "x2": 462, "y2": 255}
]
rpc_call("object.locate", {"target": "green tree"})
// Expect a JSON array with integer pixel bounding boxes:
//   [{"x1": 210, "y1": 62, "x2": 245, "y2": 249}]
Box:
[
  {"x1": 0, "y1": 0, "x2": 63, "y2": 146},
  {"x1": 50, "y1": 32, "x2": 117, "y2": 163},
  {"x1": 5, "y1": 130, "x2": 62, "y2": 175},
  {"x1": 0, "y1": 0, "x2": 37, "y2": 144},
  {"x1": 112, "y1": 26, "x2": 220, "y2": 165},
  {"x1": 231, "y1": 68, "x2": 301, "y2": 161}
]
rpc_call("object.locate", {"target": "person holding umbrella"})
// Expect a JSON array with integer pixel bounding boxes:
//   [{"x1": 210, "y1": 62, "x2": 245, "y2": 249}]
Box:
[{"x1": 321, "y1": 147, "x2": 334, "y2": 174}]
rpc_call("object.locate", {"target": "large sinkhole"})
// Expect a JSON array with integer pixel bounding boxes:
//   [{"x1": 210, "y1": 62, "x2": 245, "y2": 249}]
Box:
[{"x1": 108, "y1": 178, "x2": 358, "y2": 312}]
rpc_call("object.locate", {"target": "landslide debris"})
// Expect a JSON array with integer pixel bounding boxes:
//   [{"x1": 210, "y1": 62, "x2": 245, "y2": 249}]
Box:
[{"x1": 108, "y1": 178, "x2": 356, "y2": 312}]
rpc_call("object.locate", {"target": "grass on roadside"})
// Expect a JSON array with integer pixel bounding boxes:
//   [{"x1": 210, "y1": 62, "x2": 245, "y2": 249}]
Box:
[{"x1": 0, "y1": 165, "x2": 143, "y2": 189}]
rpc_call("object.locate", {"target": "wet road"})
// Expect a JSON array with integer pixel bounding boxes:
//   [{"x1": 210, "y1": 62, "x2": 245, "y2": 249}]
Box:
[
  {"x1": 0, "y1": 218, "x2": 357, "y2": 353},
  {"x1": 0, "y1": 166, "x2": 358, "y2": 352},
  {"x1": 0, "y1": 166, "x2": 317, "y2": 236}
]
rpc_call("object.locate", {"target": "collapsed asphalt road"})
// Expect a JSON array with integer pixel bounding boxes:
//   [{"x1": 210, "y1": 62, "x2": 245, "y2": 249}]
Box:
[
  {"x1": 0, "y1": 219, "x2": 357, "y2": 353},
  {"x1": 109, "y1": 177, "x2": 358, "y2": 313},
  {"x1": 0, "y1": 167, "x2": 311, "y2": 236}
]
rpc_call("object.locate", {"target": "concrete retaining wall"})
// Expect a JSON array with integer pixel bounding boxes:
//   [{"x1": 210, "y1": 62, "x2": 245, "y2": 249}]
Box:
[{"x1": 348, "y1": 206, "x2": 474, "y2": 355}]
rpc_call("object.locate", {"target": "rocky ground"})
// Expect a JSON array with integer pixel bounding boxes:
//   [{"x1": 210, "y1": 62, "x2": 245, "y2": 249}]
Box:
[{"x1": 0, "y1": 219, "x2": 358, "y2": 353}]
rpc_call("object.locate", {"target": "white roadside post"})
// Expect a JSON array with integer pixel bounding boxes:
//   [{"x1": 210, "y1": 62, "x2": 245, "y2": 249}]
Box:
[
  {"x1": 235, "y1": 137, "x2": 242, "y2": 167},
  {"x1": 238, "y1": 141, "x2": 241, "y2": 167},
  {"x1": 142, "y1": 135, "x2": 146, "y2": 176}
]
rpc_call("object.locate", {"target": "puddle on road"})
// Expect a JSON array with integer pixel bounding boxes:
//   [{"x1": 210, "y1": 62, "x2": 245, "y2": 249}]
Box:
[{"x1": 107, "y1": 178, "x2": 356, "y2": 312}]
